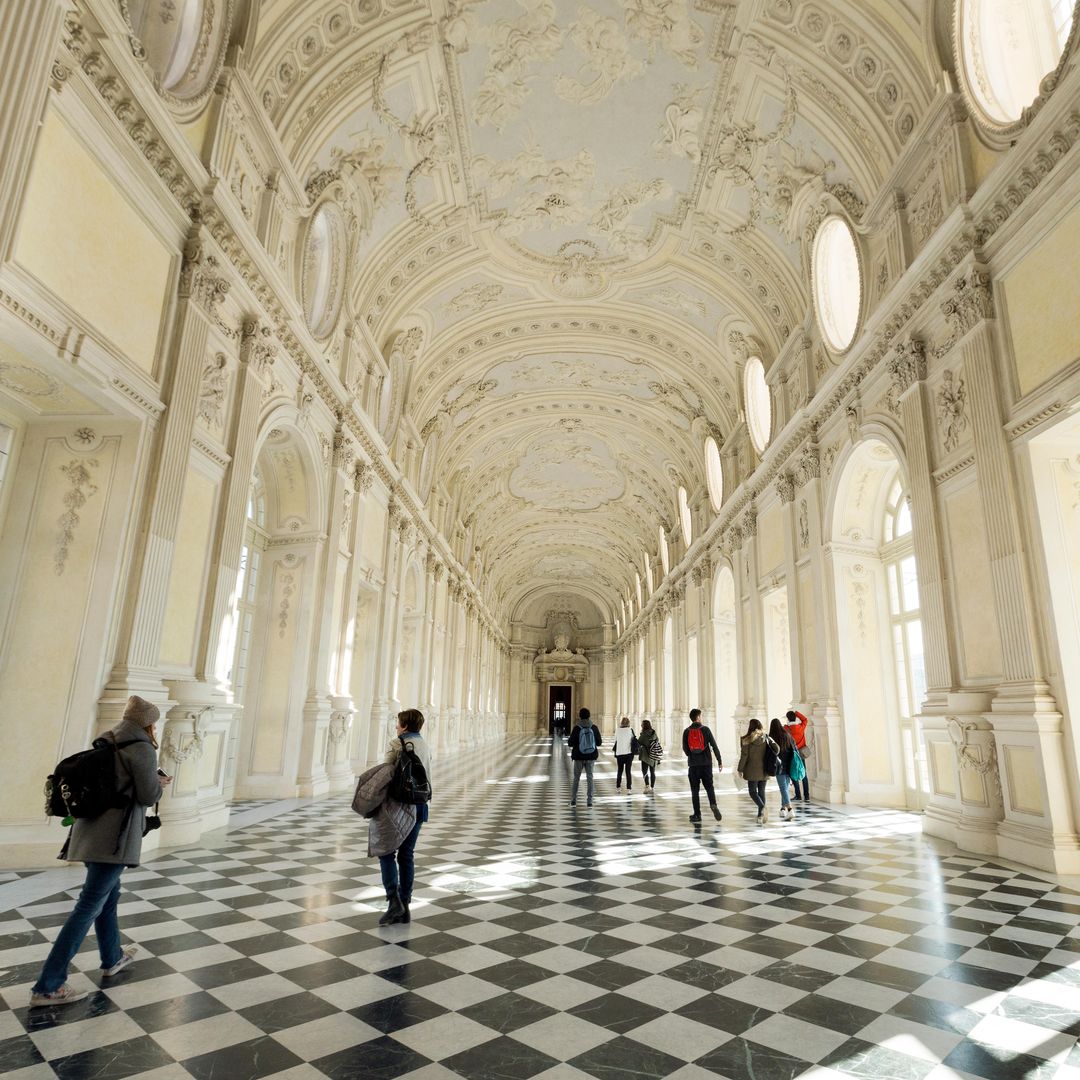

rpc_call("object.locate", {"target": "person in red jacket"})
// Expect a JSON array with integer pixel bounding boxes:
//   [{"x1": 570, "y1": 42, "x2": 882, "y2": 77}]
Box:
[{"x1": 785, "y1": 709, "x2": 810, "y2": 801}]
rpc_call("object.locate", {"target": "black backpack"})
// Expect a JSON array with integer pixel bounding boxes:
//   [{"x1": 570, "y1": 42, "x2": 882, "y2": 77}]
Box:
[
  {"x1": 45, "y1": 737, "x2": 138, "y2": 820},
  {"x1": 388, "y1": 738, "x2": 431, "y2": 805},
  {"x1": 762, "y1": 737, "x2": 782, "y2": 778}
]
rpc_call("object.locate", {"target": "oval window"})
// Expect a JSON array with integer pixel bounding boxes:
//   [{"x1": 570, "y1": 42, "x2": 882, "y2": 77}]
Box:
[
  {"x1": 957, "y1": 0, "x2": 1073, "y2": 126},
  {"x1": 126, "y1": 0, "x2": 230, "y2": 102},
  {"x1": 302, "y1": 204, "x2": 347, "y2": 339},
  {"x1": 705, "y1": 436, "x2": 724, "y2": 511},
  {"x1": 678, "y1": 486, "x2": 693, "y2": 545},
  {"x1": 658, "y1": 526, "x2": 670, "y2": 575},
  {"x1": 744, "y1": 358, "x2": 772, "y2": 455},
  {"x1": 643, "y1": 552, "x2": 654, "y2": 594},
  {"x1": 813, "y1": 217, "x2": 862, "y2": 353}
]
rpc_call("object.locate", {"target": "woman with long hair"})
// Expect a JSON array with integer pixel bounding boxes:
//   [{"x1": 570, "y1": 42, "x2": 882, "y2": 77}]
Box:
[
  {"x1": 737, "y1": 719, "x2": 771, "y2": 823},
  {"x1": 637, "y1": 719, "x2": 662, "y2": 793},
  {"x1": 769, "y1": 717, "x2": 798, "y2": 820}
]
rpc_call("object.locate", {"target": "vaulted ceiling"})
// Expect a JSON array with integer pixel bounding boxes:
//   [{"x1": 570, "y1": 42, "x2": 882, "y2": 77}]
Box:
[{"x1": 248, "y1": 0, "x2": 938, "y2": 627}]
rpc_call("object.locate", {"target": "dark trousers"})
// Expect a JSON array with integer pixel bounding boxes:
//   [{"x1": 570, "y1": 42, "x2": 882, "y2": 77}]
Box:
[
  {"x1": 747, "y1": 780, "x2": 766, "y2": 814},
  {"x1": 688, "y1": 765, "x2": 716, "y2": 815},
  {"x1": 379, "y1": 819, "x2": 423, "y2": 902},
  {"x1": 791, "y1": 775, "x2": 809, "y2": 800},
  {"x1": 641, "y1": 762, "x2": 655, "y2": 786},
  {"x1": 616, "y1": 755, "x2": 634, "y2": 788}
]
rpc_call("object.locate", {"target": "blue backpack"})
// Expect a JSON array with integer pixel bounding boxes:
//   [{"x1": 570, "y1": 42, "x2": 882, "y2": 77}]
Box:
[{"x1": 578, "y1": 724, "x2": 596, "y2": 755}]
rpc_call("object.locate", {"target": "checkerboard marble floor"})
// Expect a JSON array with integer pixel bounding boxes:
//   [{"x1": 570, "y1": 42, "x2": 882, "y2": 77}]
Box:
[{"x1": 3, "y1": 736, "x2": 1080, "y2": 1080}]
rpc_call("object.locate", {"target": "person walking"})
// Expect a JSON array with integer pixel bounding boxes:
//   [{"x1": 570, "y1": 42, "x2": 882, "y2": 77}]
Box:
[
  {"x1": 737, "y1": 718, "x2": 776, "y2": 824},
  {"x1": 769, "y1": 717, "x2": 798, "y2": 820},
  {"x1": 568, "y1": 707, "x2": 601, "y2": 807},
  {"x1": 638, "y1": 719, "x2": 662, "y2": 793},
  {"x1": 378, "y1": 709, "x2": 431, "y2": 925},
  {"x1": 613, "y1": 717, "x2": 637, "y2": 793},
  {"x1": 682, "y1": 709, "x2": 722, "y2": 823},
  {"x1": 785, "y1": 709, "x2": 810, "y2": 801},
  {"x1": 30, "y1": 696, "x2": 170, "y2": 1007}
]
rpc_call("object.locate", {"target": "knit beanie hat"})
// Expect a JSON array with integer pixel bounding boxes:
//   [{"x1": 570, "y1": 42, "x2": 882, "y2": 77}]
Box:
[{"x1": 123, "y1": 695, "x2": 160, "y2": 729}]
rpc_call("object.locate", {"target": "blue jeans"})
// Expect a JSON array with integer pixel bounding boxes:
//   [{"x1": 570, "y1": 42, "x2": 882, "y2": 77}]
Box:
[
  {"x1": 777, "y1": 772, "x2": 792, "y2": 808},
  {"x1": 33, "y1": 862, "x2": 126, "y2": 993},
  {"x1": 379, "y1": 819, "x2": 422, "y2": 902},
  {"x1": 747, "y1": 780, "x2": 766, "y2": 814}
]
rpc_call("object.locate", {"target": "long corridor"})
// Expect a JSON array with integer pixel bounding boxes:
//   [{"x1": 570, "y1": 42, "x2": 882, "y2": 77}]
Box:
[{"x1": 2, "y1": 738, "x2": 1080, "y2": 1080}]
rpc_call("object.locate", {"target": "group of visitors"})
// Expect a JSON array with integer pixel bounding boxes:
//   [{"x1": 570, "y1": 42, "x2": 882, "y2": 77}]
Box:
[
  {"x1": 564, "y1": 706, "x2": 810, "y2": 824},
  {"x1": 737, "y1": 710, "x2": 809, "y2": 823},
  {"x1": 31, "y1": 700, "x2": 435, "y2": 1007},
  {"x1": 30, "y1": 696, "x2": 809, "y2": 1010}
]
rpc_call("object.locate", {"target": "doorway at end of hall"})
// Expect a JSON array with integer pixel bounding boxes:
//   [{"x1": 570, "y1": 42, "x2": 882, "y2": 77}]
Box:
[{"x1": 549, "y1": 685, "x2": 572, "y2": 736}]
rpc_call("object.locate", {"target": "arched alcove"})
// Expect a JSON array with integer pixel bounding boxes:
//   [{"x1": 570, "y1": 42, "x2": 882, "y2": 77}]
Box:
[{"x1": 712, "y1": 564, "x2": 739, "y2": 749}]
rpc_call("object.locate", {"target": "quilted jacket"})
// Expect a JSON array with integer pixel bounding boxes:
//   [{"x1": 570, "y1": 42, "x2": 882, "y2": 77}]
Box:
[{"x1": 352, "y1": 761, "x2": 417, "y2": 857}]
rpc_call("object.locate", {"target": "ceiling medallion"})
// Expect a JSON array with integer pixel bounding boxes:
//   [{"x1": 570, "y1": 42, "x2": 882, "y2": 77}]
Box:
[{"x1": 549, "y1": 241, "x2": 608, "y2": 298}]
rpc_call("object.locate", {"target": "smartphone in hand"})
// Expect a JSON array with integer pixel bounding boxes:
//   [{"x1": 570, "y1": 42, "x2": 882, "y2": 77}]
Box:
[{"x1": 157, "y1": 768, "x2": 172, "y2": 780}]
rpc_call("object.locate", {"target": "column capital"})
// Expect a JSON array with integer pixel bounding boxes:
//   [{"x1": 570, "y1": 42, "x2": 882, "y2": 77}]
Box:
[
  {"x1": 793, "y1": 445, "x2": 821, "y2": 489},
  {"x1": 941, "y1": 267, "x2": 994, "y2": 339},
  {"x1": 887, "y1": 336, "x2": 927, "y2": 398},
  {"x1": 179, "y1": 229, "x2": 230, "y2": 314},
  {"x1": 776, "y1": 471, "x2": 796, "y2": 505}
]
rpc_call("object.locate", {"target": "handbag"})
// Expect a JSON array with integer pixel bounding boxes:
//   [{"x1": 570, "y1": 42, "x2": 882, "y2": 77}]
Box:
[{"x1": 630, "y1": 732, "x2": 640, "y2": 755}]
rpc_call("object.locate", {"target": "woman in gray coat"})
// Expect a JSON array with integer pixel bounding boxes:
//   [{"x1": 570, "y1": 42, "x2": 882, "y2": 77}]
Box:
[{"x1": 30, "y1": 696, "x2": 169, "y2": 1007}]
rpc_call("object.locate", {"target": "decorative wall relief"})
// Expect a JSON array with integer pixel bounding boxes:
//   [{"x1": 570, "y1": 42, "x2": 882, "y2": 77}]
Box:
[
  {"x1": 798, "y1": 499, "x2": 809, "y2": 550},
  {"x1": 442, "y1": 282, "x2": 505, "y2": 316},
  {"x1": 936, "y1": 369, "x2": 968, "y2": 453},
  {"x1": 946, "y1": 716, "x2": 1002, "y2": 803},
  {"x1": 196, "y1": 353, "x2": 230, "y2": 429},
  {"x1": 55, "y1": 458, "x2": 99, "y2": 575},
  {"x1": 278, "y1": 571, "x2": 296, "y2": 638},
  {"x1": 654, "y1": 85, "x2": 704, "y2": 162},
  {"x1": 909, "y1": 179, "x2": 943, "y2": 249},
  {"x1": 556, "y1": 9, "x2": 643, "y2": 105}
]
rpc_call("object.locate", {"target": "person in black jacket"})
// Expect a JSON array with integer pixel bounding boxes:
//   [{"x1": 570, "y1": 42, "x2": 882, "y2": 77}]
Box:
[
  {"x1": 682, "y1": 709, "x2": 722, "y2": 823},
  {"x1": 568, "y1": 707, "x2": 601, "y2": 807}
]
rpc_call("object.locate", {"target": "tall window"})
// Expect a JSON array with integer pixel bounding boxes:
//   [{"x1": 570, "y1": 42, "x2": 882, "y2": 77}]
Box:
[
  {"x1": 228, "y1": 469, "x2": 267, "y2": 705},
  {"x1": 882, "y1": 478, "x2": 929, "y2": 796},
  {"x1": 744, "y1": 359, "x2": 772, "y2": 453}
]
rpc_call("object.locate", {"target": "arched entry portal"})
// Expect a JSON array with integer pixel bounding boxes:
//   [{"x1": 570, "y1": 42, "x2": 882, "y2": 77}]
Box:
[
  {"x1": 829, "y1": 437, "x2": 929, "y2": 808},
  {"x1": 225, "y1": 425, "x2": 325, "y2": 798}
]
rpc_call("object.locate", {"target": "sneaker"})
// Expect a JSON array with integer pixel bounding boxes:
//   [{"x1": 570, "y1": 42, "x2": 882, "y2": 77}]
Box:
[
  {"x1": 587, "y1": 801, "x2": 593, "y2": 807},
  {"x1": 570, "y1": 801, "x2": 576, "y2": 806},
  {"x1": 762, "y1": 808, "x2": 769, "y2": 823},
  {"x1": 711, "y1": 804, "x2": 722, "y2": 821},
  {"x1": 102, "y1": 946, "x2": 139, "y2": 977},
  {"x1": 689, "y1": 814, "x2": 702, "y2": 823},
  {"x1": 29, "y1": 984, "x2": 87, "y2": 1008}
]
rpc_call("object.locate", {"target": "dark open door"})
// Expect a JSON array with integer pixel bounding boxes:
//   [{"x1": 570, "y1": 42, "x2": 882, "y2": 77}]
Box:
[{"x1": 549, "y1": 685, "x2": 572, "y2": 734}]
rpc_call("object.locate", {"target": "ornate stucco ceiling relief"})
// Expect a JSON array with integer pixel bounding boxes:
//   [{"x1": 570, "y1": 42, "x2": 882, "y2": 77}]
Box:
[
  {"x1": 246, "y1": 0, "x2": 939, "y2": 630},
  {"x1": 509, "y1": 431, "x2": 625, "y2": 510},
  {"x1": 456, "y1": 0, "x2": 725, "y2": 260}
]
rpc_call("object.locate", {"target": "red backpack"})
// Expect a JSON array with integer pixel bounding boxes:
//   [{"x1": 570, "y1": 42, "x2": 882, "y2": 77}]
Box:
[{"x1": 687, "y1": 726, "x2": 705, "y2": 752}]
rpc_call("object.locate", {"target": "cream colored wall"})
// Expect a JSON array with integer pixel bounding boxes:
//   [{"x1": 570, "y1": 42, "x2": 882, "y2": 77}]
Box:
[
  {"x1": 1004, "y1": 201, "x2": 1080, "y2": 398},
  {"x1": 0, "y1": 432, "x2": 121, "y2": 821},
  {"x1": 758, "y1": 504, "x2": 784, "y2": 575},
  {"x1": 943, "y1": 480, "x2": 1004, "y2": 679},
  {"x1": 13, "y1": 108, "x2": 172, "y2": 374},
  {"x1": 159, "y1": 465, "x2": 218, "y2": 667}
]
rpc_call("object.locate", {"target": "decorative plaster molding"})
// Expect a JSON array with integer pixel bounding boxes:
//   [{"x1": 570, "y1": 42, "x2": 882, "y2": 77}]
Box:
[{"x1": 54, "y1": 457, "x2": 99, "y2": 575}]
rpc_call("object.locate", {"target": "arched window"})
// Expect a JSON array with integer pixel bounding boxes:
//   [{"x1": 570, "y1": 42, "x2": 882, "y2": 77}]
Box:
[
  {"x1": 302, "y1": 204, "x2": 347, "y2": 339},
  {"x1": 705, "y1": 436, "x2": 724, "y2": 511},
  {"x1": 882, "y1": 477, "x2": 928, "y2": 794},
  {"x1": 744, "y1": 358, "x2": 772, "y2": 454},
  {"x1": 659, "y1": 526, "x2": 670, "y2": 575},
  {"x1": 813, "y1": 217, "x2": 862, "y2": 353},
  {"x1": 678, "y1": 486, "x2": 693, "y2": 545},
  {"x1": 958, "y1": 0, "x2": 1074, "y2": 126}
]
